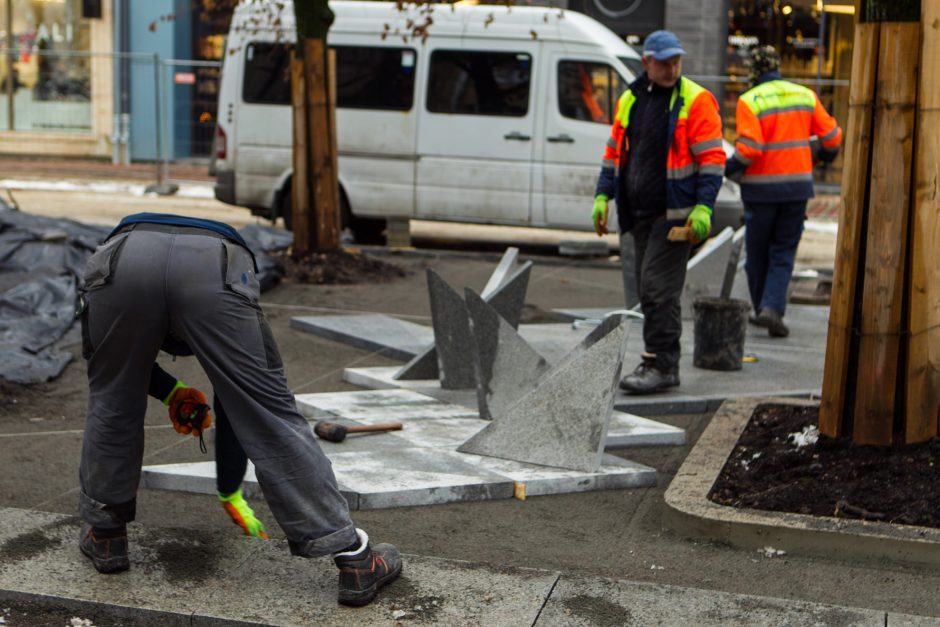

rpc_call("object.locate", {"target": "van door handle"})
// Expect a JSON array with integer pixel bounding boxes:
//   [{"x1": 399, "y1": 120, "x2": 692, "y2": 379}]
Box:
[
  {"x1": 547, "y1": 134, "x2": 575, "y2": 143},
  {"x1": 503, "y1": 132, "x2": 531, "y2": 141}
]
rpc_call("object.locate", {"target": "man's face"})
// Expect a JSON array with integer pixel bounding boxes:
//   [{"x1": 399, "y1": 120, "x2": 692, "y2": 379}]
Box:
[{"x1": 642, "y1": 55, "x2": 682, "y2": 88}]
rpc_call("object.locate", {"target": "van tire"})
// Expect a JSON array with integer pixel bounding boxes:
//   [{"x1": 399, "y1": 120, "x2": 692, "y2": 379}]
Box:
[
  {"x1": 341, "y1": 193, "x2": 386, "y2": 245},
  {"x1": 278, "y1": 186, "x2": 293, "y2": 231}
]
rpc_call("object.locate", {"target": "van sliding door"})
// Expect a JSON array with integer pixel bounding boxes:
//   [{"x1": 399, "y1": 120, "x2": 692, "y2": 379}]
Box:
[
  {"x1": 416, "y1": 45, "x2": 538, "y2": 224},
  {"x1": 537, "y1": 54, "x2": 628, "y2": 231}
]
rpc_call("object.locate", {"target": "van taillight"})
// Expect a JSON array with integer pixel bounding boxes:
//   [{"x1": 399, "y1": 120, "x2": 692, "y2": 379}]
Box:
[{"x1": 216, "y1": 124, "x2": 227, "y2": 160}]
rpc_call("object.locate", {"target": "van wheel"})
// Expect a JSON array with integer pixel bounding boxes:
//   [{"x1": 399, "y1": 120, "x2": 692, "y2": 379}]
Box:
[
  {"x1": 278, "y1": 187, "x2": 293, "y2": 231},
  {"x1": 341, "y1": 194, "x2": 386, "y2": 245}
]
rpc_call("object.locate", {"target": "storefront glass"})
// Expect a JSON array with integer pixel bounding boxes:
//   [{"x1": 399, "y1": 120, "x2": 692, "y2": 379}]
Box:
[
  {"x1": 726, "y1": 0, "x2": 854, "y2": 185},
  {"x1": 1, "y1": 0, "x2": 91, "y2": 133}
]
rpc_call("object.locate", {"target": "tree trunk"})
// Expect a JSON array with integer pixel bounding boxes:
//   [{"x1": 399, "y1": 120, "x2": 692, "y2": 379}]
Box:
[{"x1": 291, "y1": 0, "x2": 340, "y2": 255}]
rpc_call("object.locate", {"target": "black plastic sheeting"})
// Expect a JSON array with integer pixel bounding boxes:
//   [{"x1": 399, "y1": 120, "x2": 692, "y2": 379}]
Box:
[{"x1": 0, "y1": 201, "x2": 291, "y2": 384}]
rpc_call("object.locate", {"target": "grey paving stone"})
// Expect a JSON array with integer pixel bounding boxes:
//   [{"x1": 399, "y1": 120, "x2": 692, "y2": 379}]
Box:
[
  {"x1": 457, "y1": 452, "x2": 656, "y2": 496},
  {"x1": 536, "y1": 576, "x2": 886, "y2": 626},
  {"x1": 296, "y1": 389, "x2": 478, "y2": 423},
  {"x1": 480, "y1": 246, "x2": 521, "y2": 298},
  {"x1": 328, "y1": 447, "x2": 516, "y2": 509},
  {"x1": 393, "y1": 344, "x2": 439, "y2": 380},
  {"x1": 290, "y1": 314, "x2": 432, "y2": 361},
  {"x1": 458, "y1": 321, "x2": 627, "y2": 473},
  {"x1": 465, "y1": 289, "x2": 550, "y2": 421}
]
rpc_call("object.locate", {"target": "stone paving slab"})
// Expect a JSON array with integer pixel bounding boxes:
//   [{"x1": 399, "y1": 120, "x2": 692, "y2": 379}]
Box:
[
  {"x1": 536, "y1": 575, "x2": 888, "y2": 626},
  {"x1": 0, "y1": 507, "x2": 559, "y2": 626},
  {"x1": 301, "y1": 388, "x2": 684, "y2": 448},
  {"x1": 144, "y1": 388, "x2": 663, "y2": 508},
  {"x1": 289, "y1": 314, "x2": 433, "y2": 360},
  {"x1": 296, "y1": 306, "x2": 827, "y2": 416}
]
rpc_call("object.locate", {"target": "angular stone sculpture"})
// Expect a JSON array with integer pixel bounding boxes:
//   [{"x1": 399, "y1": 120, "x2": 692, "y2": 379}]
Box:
[
  {"x1": 457, "y1": 319, "x2": 629, "y2": 472},
  {"x1": 395, "y1": 252, "x2": 532, "y2": 385},
  {"x1": 465, "y1": 289, "x2": 550, "y2": 421}
]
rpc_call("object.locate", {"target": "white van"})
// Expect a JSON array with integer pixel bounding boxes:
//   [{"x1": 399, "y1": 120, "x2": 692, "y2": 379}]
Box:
[{"x1": 214, "y1": 0, "x2": 741, "y2": 242}]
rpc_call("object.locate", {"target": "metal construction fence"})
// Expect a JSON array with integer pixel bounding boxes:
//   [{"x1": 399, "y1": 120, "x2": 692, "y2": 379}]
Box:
[{"x1": 1, "y1": 48, "x2": 847, "y2": 187}]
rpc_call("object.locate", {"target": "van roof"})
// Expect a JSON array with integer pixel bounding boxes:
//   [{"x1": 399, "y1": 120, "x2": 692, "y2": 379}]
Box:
[{"x1": 231, "y1": 1, "x2": 639, "y2": 58}]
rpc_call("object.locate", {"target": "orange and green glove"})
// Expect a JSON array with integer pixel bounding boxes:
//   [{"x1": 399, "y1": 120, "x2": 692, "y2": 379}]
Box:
[
  {"x1": 219, "y1": 488, "x2": 268, "y2": 539},
  {"x1": 164, "y1": 381, "x2": 213, "y2": 437},
  {"x1": 686, "y1": 204, "x2": 712, "y2": 244},
  {"x1": 592, "y1": 194, "x2": 609, "y2": 236}
]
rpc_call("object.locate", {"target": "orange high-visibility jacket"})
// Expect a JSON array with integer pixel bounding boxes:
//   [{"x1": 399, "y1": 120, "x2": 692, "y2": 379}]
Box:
[
  {"x1": 729, "y1": 73, "x2": 842, "y2": 203},
  {"x1": 594, "y1": 75, "x2": 725, "y2": 233}
]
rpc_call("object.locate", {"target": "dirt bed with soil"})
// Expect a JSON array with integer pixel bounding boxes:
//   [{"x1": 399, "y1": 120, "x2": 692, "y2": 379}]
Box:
[{"x1": 710, "y1": 403, "x2": 940, "y2": 527}]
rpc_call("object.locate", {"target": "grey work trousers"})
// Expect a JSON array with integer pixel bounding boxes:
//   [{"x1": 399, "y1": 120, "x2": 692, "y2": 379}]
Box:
[
  {"x1": 630, "y1": 214, "x2": 692, "y2": 373},
  {"x1": 78, "y1": 225, "x2": 357, "y2": 557}
]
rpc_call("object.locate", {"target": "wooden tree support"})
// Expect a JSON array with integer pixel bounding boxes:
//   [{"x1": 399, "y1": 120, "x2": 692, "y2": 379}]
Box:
[{"x1": 820, "y1": 0, "x2": 940, "y2": 445}]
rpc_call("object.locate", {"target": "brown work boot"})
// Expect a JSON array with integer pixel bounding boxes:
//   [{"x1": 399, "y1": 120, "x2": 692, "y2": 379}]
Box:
[
  {"x1": 79, "y1": 523, "x2": 129, "y2": 574},
  {"x1": 333, "y1": 529, "x2": 402, "y2": 607},
  {"x1": 756, "y1": 308, "x2": 789, "y2": 338}
]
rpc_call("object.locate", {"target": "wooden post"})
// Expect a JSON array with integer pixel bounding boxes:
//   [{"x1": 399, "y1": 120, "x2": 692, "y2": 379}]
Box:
[
  {"x1": 290, "y1": 51, "x2": 312, "y2": 256},
  {"x1": 905, "y1": 0, "x2": 940, "y2": 442},
  {"x1": 851, "y1": 22, "x2": 920, "y2": 445},
  {"x1": 304, "y1": 39, "x2": 341, "y2": 252},
  {"x1": 819, "y1": 20, "x2": 881, "y2": 438}
]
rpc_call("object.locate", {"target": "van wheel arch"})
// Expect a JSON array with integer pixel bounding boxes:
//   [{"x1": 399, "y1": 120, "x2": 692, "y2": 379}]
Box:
[{"x1": 279, "y1": 178, "x2": 385, "y2": 245}]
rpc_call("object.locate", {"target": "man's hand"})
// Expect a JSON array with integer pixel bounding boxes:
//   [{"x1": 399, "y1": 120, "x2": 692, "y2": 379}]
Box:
[
  {"x1": 686, "y1": 204, "x2": 712, "y2": 244},
  {"x1": 219, "y1": 489, "x2": 268, "y2": 539},
  {"x1": 592, "y1": 195, "x2": 609, "y2": 236},
  {"x1": 166, "y1": 384, "x2": 213, "y2": 437}
]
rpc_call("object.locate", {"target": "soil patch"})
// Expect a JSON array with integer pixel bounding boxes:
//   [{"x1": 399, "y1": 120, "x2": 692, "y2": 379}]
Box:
[
  {"x1": 278, "y1": 249, "x2": 408, "y2": 284},
  {"x1": 709, "y1": 403, "x2": 940, "y2": 527}
]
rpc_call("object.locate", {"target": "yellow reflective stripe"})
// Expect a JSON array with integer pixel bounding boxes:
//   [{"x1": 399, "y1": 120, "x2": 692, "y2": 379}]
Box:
[
  {"x1": 690, "y1": 138, "x2": 723, "y2": 154},
  {"x1": 741, "y1": 80, "x2": 816, "y2": 116}
]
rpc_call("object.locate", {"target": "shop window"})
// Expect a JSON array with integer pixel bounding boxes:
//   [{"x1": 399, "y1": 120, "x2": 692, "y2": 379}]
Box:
[
  {"x1": 427, "y1": 50, "x2": 530, "y2": 117},
  {"x1": 1, "y1": 0, "x2": 92, "y2": 133},
  {"x1": 557, "y1": 61, "x2": 625, "y2": 125}
]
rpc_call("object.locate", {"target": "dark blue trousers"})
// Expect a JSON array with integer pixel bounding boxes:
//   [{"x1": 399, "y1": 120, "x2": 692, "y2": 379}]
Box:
[{"x1": 743, "y1": 200, "x2": 807, "y2": 316}]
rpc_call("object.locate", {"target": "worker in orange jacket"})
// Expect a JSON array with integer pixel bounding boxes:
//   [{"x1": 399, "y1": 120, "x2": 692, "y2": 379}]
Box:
[
  {"x1": 726, "y1": 46, "x2": 842, "y2": 338},
  {"x1": 593, "y1": 30, "x2": 725, "y2": 394}
]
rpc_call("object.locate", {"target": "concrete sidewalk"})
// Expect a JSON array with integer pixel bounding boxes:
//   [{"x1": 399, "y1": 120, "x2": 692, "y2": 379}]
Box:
[{"x1": 0, "y1": 506, "x2": 932, "y2": 626}]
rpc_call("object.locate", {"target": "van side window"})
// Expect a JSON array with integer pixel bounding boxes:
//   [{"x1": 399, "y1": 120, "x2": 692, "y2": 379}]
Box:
[
  {"x1": 334, "y1": 46, "x2": 416, "y2": 111},
  {"x1": 242, "y1": 43, "x2": 416, "y2": 111},
  {"x1": 243, "y1": 43, "x2": 292, "y2": 105},
  {"x1": 427, "y1": 50, "x2": 530, "y2": 117},
  {"x1": 557, "y1": 61, "x2": 625, "y2": 125}
]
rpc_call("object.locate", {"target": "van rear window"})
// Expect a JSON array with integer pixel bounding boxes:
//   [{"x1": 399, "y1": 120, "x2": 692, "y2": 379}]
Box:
[
  {"x1": 242, "y1": 43, "x2": 416, "y2": 111},
  {"x1": 427, "y1": 50, "x2": 531, "y2": 117}
]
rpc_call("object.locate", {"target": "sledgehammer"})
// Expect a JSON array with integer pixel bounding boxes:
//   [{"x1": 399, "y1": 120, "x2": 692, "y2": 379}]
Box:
[{"x1": 314, "y1": 421, "x2": 403, "y2": 443}]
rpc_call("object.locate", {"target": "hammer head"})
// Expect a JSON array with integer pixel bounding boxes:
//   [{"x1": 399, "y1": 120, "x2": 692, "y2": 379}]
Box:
[{"x1": 314, "y1": 421, "x2": 348, "y2": 443}]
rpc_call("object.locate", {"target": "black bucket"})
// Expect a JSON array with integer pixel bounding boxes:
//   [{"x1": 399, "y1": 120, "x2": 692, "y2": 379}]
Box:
[{"x1": 692, "y1": 297, "x2": 749, "y2": 371}]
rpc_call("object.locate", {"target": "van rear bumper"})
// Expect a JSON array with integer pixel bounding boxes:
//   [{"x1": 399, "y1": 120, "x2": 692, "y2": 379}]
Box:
[{"x1": 214, "y1": 169, "x2": 236, "y2": 205}]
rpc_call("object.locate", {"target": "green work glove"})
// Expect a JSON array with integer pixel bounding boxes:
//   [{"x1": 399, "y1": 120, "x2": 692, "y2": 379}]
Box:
[
  {"x1": 219, "y1": 488, "x2": 268, "y2": 539},
  {"x1": 592, "y1": 194, "x2": 609, "y2": 236},
  {"x1": 686, "y1": 204, "x2": 712, "y2": 244}
]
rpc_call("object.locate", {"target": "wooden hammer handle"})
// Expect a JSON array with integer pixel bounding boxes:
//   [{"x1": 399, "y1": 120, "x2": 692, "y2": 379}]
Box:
[{"x1": 345, "y1": 422, "x2": 403, "y2": 434}]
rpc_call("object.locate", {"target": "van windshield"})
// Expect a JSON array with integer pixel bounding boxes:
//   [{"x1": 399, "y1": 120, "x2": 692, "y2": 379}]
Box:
[{"x1": 618, "y1": 56, "x2": 644, "y2": 81}]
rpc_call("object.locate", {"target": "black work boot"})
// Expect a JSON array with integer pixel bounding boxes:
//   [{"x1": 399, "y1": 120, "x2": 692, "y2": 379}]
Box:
[
  {"x1": 79, "y1": 523, "x2": 129, "y2": 574},
  {"x1": 756, "y1": 308, "x2": 789, "y2": 338},
  {"x1": 619, "y1": 356, "x2": 679, "y2": 394},
  {"x1": 333, "y1": 529, "x2": 402, "y2": 607}
]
